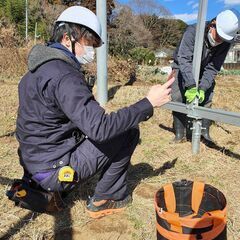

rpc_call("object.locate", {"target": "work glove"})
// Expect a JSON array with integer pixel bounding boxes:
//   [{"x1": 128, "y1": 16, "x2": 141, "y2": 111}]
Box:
[
  {"x1": 184, "y1": 87, "x2": 199, "y2": 103},
  {"x1": 198, "y1": 89, "x2": 205, "y2": 103}
]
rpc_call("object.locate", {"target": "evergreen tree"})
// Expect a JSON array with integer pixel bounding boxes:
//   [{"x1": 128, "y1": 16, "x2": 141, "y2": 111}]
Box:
[
  {"x1": 0, "y1": 0, "x2": 6, "y2": 18},
  {"x1": 12, "y1": 0, "x2": 25, "y2": 23},
  {"x1": 5, "y1": 0, "x2": 13, "y2": 21}
]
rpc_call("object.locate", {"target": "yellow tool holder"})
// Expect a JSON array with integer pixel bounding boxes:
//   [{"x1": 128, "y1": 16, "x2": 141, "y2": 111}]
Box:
[{"x1": 58, "y1": 166, "x2": 75, "y2": 182}]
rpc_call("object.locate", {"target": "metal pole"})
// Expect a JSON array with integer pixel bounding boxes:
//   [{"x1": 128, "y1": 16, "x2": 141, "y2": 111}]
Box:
[
  {"x1": 25, "y1": 0, "x2": 28, "y2": 42},
  {"x1": 34, "y1": 22, "x2": 37, "y2": 45},
  {"x1": 96, "y1": 0, "x2": 108, "y2": 106},
  {"x1": 191, "y1": 0, "x2": 208, "y2": 154}
]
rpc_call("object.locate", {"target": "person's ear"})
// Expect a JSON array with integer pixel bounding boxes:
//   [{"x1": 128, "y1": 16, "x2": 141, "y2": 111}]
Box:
[
  {"x1": 209, "y1": 24, "x2": 216, "y2": 34},
  {"x1": 211, "y1": 19, "x2": 216, "y2": 25},
  {"x1": 62, "y1": 32, "x2": 71, "y2": 48}
]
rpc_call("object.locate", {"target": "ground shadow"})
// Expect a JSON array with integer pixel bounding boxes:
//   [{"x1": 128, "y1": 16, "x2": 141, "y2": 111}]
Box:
[
  {"x1": 159, "y1": 123, "x2": 240, "y2": 161},
  {"x1": 108, "y1": 72, "x2": 137, "y2": 101},
  {"x1": 215, "y1": 123, "x2": 232, "y2": 134},
  {"x1": 0, "y1": 212, "x2": 39, "y2": 240},
  {"x1": 53, "y1": 209, "x2": 73, "y2": 240},
  {"x1": 159, "y1": 124, "x2": 174, "y2": 133},
  {"x1": 0, "y1": 174, "x2": 74, "y2": 240},
  {"x1": 108, "y1": 85, "x2": 122, "y2": 101},
  {"x1": 127, "y1": 158, "x2": 178, "y2": 194},
  {"x1": 124, "y1": 72, "x2": 137, "y2": 86},
  {"x1": 0, "y1": 131, "x2": 15, "y2": 138},
  {"x1": 1, "y1": 199, "x2": 73, "y2": 240},
  {"x1": 0, "y1": 176, "x2": 13, "y2": 186},
  {"x1": 203, "y1": 140, "x2": 240, "y2": 161}
]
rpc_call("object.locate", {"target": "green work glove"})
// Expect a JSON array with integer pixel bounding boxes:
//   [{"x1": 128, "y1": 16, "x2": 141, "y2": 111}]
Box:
[
  {"x1": 198, "y1": 89, "x2": 205, "y2": 103},
  {"x1": 184, "y1": 87, "x2": 199, "y2": 103}
]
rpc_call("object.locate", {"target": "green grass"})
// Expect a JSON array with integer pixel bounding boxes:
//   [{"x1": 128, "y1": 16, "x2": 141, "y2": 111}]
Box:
[{"x1": 219, "y1": 69, "x2": 240, "y2": 75}]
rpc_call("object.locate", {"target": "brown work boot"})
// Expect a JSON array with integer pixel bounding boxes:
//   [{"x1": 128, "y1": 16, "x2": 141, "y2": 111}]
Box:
[{"x1": 86, "y1": 195, "x2": 132, "y2": 219}]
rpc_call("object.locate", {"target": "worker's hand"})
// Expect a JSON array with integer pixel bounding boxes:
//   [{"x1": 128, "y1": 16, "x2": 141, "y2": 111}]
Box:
[
  {"x1": 198, "y1": 89, "x2": 205, "y2": 103},
  {"x1": 184, "y1": 87, "x2": 199, "y2": 103},
  {"x1": 146, "y1": 77, "x2": 174, "y2": 107}
]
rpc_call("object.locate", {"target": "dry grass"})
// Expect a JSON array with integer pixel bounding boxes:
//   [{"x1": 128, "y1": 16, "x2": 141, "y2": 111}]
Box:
[
  {"x1": 0, "y1": 48, "x2": 28, "y2": 82},
  {"x1": 0, "y1": 58, "x2": 240, "y2": 239}
]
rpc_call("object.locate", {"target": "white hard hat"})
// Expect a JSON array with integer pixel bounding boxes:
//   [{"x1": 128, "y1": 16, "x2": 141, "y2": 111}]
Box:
[
  {"x1": 56, "y1": 6, "x2": 103, "y2": 45},
  {"x1": 216, "y1": 9, "x2": 240, "y2": 42}
]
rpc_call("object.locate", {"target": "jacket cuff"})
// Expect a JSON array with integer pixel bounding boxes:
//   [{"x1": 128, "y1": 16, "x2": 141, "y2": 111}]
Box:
[
  {"x1": 198, "y1": 84, "x2": 207, "y2": 91},
  {"x1": 135, "y1": 97, "x2": 154, "y2": 121}
]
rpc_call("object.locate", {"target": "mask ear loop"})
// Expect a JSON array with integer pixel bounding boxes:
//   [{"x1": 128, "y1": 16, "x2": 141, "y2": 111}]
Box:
[{"x1": 74, "y1": 29, "x2": 89, "y2": 57}]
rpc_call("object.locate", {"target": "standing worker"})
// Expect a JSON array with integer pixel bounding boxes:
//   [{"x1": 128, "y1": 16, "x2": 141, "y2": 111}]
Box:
[
  {"x1": 6, "y1": 6, "x2": 174, "y2": 218},
  {"x1": 171, "y1": 9, "x2": 240, "y2": 143}
]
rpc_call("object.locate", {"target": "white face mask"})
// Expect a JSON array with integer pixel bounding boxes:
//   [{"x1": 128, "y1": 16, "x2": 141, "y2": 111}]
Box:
[
  {"x1": 207, "y1": 30, "x2": 222, "y2": 47},
  {"x1": 76, "y1": 44, "x2": 95, "y2": 65}
]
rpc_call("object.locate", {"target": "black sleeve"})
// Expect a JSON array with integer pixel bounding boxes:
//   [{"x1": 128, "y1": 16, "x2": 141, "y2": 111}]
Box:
[
  {"x1": 177, "y1": 25, "x2": 196, "y2": 89},
  {"x1": 199, "y1": 43, "x2": 231, "y2": 91},
  {"x1": 54, "y1": 73, "x2": 153, "y2": 143}
]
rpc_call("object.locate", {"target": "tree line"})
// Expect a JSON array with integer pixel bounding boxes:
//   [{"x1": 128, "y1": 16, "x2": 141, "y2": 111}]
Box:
[{"x1": 0, "y1": 0, "x2": 187, "y2": 64}]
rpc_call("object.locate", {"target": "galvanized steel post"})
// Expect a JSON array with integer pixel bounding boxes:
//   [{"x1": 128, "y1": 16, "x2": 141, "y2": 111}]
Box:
[
  {"x1": 25, "y1": 0, "x2": 28, "y2": 42},
  {"x1": 96, "y1": 0, "x2": 108, "y2": 106},
  {"x1": 191, "y1": 0, "x2": 208, "y2": 154}
]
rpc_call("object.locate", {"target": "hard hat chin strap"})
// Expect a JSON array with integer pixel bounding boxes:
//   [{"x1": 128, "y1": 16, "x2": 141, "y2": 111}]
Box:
[
  {"x1": 64, "y1": 22, "x2": 76, "y2": 55},
  {"x1": 71, "y1": 39, "x2": 76, "y2": 56}
]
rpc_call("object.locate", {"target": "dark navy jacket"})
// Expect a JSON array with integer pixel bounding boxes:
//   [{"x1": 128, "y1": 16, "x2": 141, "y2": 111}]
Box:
[
  {"x1": 17, "y1": 44, "x2": 153, "y2": 174},
  {"x1": 173, "y1": 23, "x2": 231, "y2": 91}
]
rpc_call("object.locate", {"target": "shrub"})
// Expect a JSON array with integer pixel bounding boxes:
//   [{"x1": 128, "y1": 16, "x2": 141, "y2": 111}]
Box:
[
  {"x1": 219, "y1": 69, "x2": 240, "y2": 76},
  {"x1": 83, "y1": 56, "x2": 137, "y2": 84},
  {"x1": 129, "y1": 47, "x2": 156, "y2": 65}
]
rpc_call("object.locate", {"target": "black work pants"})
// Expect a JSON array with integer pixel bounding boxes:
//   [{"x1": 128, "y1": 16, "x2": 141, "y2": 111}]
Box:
[{"x1": 38, "y1": 128, "x2": 140, "y2": 201}]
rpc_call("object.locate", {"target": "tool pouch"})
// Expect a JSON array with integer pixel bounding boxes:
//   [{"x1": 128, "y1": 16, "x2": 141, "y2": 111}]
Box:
[{"x1": 6, "y1": 179, "x2": 66, "y2": 213}]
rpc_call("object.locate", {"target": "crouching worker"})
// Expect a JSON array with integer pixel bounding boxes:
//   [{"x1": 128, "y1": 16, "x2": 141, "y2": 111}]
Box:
[{"x1": 6, "y1": 6, "x2": 174, "y2": 218}]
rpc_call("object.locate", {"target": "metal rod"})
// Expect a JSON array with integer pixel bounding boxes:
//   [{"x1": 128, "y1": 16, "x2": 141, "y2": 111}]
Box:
[
  {"x1": 191, "y1": 0, "x2": 208, "y2": 154},
  {"x1": 96, "y1": 0, "x2": 108, "y2": 106},
  {"x1": 25, "y1": 0, "x2": 28, "y2": 42},
  {"x1": 192, "y1": 0, "x2": 208, "y2": 90},
  {"x1": 34, "y1": 22, "x2": 37, "y2": 45}
]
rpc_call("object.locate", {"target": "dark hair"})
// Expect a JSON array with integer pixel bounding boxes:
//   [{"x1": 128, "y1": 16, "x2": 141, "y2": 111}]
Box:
[
  {"x1": 50, "y1": 22, "x2": 101, "y2": 47},
  {"x1": 207, "y1": 17, "x2": 217, "y2": 30}
]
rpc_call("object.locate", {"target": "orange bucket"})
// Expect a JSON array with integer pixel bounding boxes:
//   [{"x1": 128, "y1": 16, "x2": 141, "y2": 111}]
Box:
[{"x1": 155, "y1": 180, "x2": 227, "y2": 240}]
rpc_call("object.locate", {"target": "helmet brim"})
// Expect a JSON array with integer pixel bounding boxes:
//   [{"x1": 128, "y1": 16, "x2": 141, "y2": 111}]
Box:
[{"x1": 216, "y1": 23, "x2": 234, "y2": 43}]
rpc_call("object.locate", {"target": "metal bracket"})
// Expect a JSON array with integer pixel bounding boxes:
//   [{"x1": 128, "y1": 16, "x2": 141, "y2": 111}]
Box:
[{"x1": 186, "y1": 103, "x2": 202, "y2": 120}]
